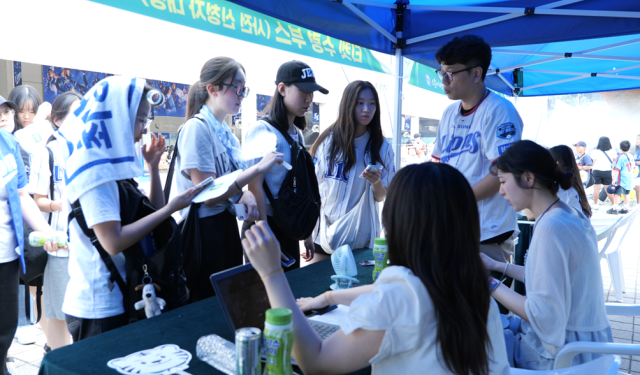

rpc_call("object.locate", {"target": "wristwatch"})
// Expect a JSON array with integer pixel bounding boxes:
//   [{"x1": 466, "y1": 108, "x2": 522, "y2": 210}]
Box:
[{"x1": 489, "y1": 278, "x2": 501, "y2": 293}]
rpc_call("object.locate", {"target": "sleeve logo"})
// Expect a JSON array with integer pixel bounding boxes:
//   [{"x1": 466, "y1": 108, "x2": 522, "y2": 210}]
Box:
[
  {"x1": 498, "y1": 142, "x2": 515, "y2": 155},
  {"x1": 496, "y1": 122, "x2": 516, "y2": 140}
]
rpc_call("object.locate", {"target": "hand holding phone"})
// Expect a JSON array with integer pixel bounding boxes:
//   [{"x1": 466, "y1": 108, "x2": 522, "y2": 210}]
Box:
[
  {"x1": 193, "y1": 176, "x2": 214, "y2": 191},
  {"x1": 281, "y1": 250, "x2": 296, "y2": 268},
  {"x1": 360, "y1": 165, "x2": 383, "y2": 178}
]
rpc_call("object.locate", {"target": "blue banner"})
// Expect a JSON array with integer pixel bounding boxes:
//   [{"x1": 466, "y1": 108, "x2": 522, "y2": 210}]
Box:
[
  {"x1": 43, "y1": 66, "x2": 112, "y2": 104},
  {"x1": 147, "y1": 80, "x2": 189, "y2": 118},
  {"x1": 13, "y1": 62, "x2": 22, "y2": 87}
]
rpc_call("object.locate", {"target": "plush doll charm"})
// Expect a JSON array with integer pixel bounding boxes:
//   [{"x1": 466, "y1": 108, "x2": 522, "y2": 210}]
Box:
[{"x1": 134, "y1": 283, "x2": 166, "y2": 318}]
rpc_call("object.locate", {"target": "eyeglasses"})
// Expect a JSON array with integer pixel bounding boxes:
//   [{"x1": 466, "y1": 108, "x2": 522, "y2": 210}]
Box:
[
  {"x1": 135, "y1": 116, "x2": 153, "y2": 133},
  {"x1": 221, "y1": 83, "x2": 250, "y2": 98},
  {"x1": 0, "y1": 108, "x2": 15, "y2": 119},
  {"x1": 435, "y1": 66, "x2": 481, "y2": 84}
]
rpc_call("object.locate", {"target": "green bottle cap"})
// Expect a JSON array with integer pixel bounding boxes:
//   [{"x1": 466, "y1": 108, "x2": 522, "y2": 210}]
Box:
[
  {"x1": 266, "y1": 308, "x2": 292, "y2": 325},
  {"x1": 374, "y1": 238, "x2": 387, "y2": 246}
]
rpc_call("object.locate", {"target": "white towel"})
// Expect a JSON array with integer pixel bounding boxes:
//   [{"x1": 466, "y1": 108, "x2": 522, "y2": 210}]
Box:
[{"x1": 57, "y1": 76, "x2": 145, "y2": 203}]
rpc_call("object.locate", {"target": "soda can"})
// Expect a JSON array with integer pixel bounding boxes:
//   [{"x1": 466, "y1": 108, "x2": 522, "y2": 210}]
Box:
[{"x1": 236, "y1": 327, "x2": 262, "y2": 375}]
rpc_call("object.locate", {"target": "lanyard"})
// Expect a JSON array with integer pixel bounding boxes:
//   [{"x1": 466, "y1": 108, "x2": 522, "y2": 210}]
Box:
[{"x1": 532, "y1": 198, "x2": 560, "y2": 235}]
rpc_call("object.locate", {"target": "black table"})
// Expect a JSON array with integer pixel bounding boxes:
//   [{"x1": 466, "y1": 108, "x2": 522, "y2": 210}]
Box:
[{"x1": 39, "y1": 249, "x2": 375, "y2": 375}]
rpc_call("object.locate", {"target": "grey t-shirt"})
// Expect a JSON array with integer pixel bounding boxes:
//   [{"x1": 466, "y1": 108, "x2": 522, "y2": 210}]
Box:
[
  {"x1": 176, "y1": 116, "x2": 241, "y2": 218},
  {"x1": 347, "y1": 132, "x2": 370, "y2": 211}
]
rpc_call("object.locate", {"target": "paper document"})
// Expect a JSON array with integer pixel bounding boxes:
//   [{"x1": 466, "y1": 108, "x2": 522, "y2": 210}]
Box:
[
  {"x1": 192, "y1": 170, "x2": 243, "y2": 203},
  {"x1": 308, "y1": 304, "x2": 350, "y2": 325}
]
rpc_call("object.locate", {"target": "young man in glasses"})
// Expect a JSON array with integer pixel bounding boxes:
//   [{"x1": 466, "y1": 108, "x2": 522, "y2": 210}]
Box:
[{"x1": 431, "y1": 35, "x2": 524, "y2": 266}]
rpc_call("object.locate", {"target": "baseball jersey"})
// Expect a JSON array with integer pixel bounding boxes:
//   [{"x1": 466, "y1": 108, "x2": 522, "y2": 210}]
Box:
[{"x1": 432, "y1": 90, "x2": 523, "y2": 242}]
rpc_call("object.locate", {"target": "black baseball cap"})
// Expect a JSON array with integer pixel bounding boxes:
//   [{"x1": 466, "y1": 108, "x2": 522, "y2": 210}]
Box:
[
  {"x1": 0, "y1": 96, "x2": 17, "y2": 110},
  {"x1": 275, "y1": 61, "x2": 328, "y2": 94}
]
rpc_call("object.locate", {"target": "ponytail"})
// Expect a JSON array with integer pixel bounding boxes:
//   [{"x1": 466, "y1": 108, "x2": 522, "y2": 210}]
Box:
[
  {"x1": 185, "y1": 57, "x2": 246, "y2": 120},
  {"x1": 548, "y1": 145, "x2": 592, "y2": 217}
]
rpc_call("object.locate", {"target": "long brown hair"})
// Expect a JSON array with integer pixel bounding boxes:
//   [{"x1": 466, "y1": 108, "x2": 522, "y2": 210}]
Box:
[
  {"x1": 186, "y1": 57, "x2": 245, "y2": 120},
  {"x1": 383, "y1": 163, "x2": 492, "y2": 375},
  {"x1": 549, "y1": 145, "x2": 592, "y2": 217},
  {"x1": 310, "y1": 81, "x2": 385, "y2": 174}
]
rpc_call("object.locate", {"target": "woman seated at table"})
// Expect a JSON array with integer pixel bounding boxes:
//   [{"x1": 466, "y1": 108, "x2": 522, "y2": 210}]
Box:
[
  {"x1": 549, "y1": 145, "x2": 592, "y2": 218},
  {"x1": 243, "y1": 163, "x2": 509, "y2": 375},
  {"x1": 482, "y1": 140, "x2": 611, "y2": 370}
]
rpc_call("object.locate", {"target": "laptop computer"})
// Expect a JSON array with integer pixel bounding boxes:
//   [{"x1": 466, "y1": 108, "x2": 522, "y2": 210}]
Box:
[{"x1": 209, "y1": 263, "x2": 340, "y2": 340}]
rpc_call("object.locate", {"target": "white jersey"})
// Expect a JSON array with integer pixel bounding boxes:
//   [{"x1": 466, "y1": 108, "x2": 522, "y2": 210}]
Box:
[
  {"x1": 312, "y1": 134, "x2": 395, "y2": 251},
  {"x1": 433, "y1": 91, "x2": 523, "y2": 242}
]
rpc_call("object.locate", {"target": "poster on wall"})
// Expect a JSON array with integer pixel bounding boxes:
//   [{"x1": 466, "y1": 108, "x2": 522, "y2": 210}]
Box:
[
  {"x1": 256, "y1": 94, "x2": 271, "y2": 119},
  {"x1": 42, "y1": 66, "x2": 112, "y2": 104},
  {"x1": 13, "y1": 62, "x2": 22, "y2": 86},
  {"x1": 148, "y1": 80, "x2": 189, "y2": 118}
]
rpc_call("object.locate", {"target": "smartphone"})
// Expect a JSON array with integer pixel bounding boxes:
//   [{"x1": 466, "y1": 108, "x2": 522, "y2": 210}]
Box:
[
  {"x1": 365, "y1": 165, "x2": 383, "y2": 173},
  {"x1": 234, "y1": 203, "x2": 248, "y2": 220},
  {"x1": 193, "y1": 176, "x2": 214, "y2": 191},
  {"x1": 281, "y1": 250, "x2": 296, "y2": 268}
]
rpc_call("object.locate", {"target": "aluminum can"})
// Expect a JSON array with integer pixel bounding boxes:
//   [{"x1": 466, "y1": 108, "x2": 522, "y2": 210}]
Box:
[{"x1": 236, "y1": 327, "x2": 262, "y2": 375}]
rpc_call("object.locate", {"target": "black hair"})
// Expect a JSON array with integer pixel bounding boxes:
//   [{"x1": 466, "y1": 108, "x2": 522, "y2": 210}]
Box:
[
  {"x1": 435, "y1": 35, "x2": 492, "y2": 80},
  {"x1": 414, "y1": 133, "x2": 421, "y2": 138},
  {"x1": 549, "y1": 145, "x2": 592, "y2": 218},
  {"x1": 492, "y1": 140, "x2": 572, "y2": 195},
  {"x1": 8, "y1": 85, "x2": 43, "y2": 132},
  {"x1": 383, "y1": 163, "x2": 492, "y2": 375},
  {"x1": 47, "y1": 92, "x2": 82, "y2": 129},
  {"x1": 596, "y1": 136, "x2": 612, "y2": 151},
  {"x1": 262, "y1": 84, "x2": 306, "y2": 132},
  {"x1": 620, "y1": 140, "x2": 631, "y2": 152}
]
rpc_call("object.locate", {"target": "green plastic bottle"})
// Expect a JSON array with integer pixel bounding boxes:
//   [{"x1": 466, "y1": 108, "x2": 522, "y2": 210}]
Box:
[
  {"x1": 264, "y1": 308, "x2": 294, "y2": 375},
  {"x1": 372, "y1": 238, "x2": 388, "y2": 282},
  {"x1": 28, "y1": 231, "x2": 67, "y2": 248}
]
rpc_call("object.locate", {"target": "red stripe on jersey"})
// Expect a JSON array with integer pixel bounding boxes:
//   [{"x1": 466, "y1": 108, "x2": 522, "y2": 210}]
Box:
[
  {"x1": 432, "y1": 155, "x2": 441, "y2": 161},
  {"x1": 460, "y1": 90, "x2": 491, "y2": 117}
]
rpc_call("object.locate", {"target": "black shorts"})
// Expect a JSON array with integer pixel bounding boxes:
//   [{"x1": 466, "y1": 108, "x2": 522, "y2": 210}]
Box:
[{"x1": 593, "y1": 170, "x2": 612, "y2": 185}]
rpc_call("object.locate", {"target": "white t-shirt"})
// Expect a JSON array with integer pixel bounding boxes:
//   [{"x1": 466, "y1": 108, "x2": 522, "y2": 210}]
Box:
[
  {"x1": 0, "y1": 180, "x2": 18, "y2": 263},
  {"x1": 591, "y1": 149, "x2": 617, "y2": 171},
  {"x1": 62, "y1": 181, "x2": 127, "y2": 319},
  {"x1": 557, "y1": 187, "x2": 581, "y2": 214},
  {"x1": 432, "y1": 91, "x2": 523, "y2": 242},
  {"x1": 340, "y1": 266, "x2": 509, "y2": 375},
  {"x1": 29, "y1": 141, "x2": 69, "y2": 257}
]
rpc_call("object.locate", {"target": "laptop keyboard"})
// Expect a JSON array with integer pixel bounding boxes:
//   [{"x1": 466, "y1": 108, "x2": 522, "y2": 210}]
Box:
[{"x1": 309, "y1": 321, "x2": 339, "y2": 339}]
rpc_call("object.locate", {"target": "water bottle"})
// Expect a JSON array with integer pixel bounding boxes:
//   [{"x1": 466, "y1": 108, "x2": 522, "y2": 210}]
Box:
[
  {"x1": 372, "y1": 238, "x2": 388, "y2": 282},
  {"x1": 263, "y1": 308, "x2": 294, "y2": 375},
  {"x1": 28, "y1": 231, "x2": 67, "y2": 248}
]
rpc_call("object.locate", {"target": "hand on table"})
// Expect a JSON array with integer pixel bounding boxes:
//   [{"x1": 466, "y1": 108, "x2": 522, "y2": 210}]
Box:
[
  {"x1": 296, "y1": 294, "x2": 328, "y2": 312},
  {"x1": 302, "y1": 237, "x2": 315, "y2": 261}
]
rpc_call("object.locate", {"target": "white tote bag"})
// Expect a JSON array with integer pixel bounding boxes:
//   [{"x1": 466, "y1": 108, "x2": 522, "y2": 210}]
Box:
[{"x1": 318, "y1": 185, "x2": 380, "y2": 254}]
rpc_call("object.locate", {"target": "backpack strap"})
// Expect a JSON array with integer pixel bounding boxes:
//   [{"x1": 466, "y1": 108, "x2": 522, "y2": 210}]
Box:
[
  {"x1": 67, "y1": 201, "x2": 129, "y2": 308},
  {"x1": 23, "y1": 278, "x2": 43, "y2": 324},
  {"x1": 163, "y1": 114, "x2": 206, "y2": 204},
  {"x1": 46, "y1": 146, "x2": 54, "y2": 226}
]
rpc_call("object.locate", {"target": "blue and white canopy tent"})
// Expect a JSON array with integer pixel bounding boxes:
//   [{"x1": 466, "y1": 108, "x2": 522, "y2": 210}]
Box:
[{"x1": 228, "y1": 0, "x2": 640, "y2": 167}]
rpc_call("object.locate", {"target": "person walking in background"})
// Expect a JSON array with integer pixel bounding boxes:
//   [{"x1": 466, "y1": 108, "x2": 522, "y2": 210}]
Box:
[
  {"x1": 573, "y1": 141, "x2": 593, "y2": 188},
  {"x1": 549, "y1": 145, "x2": 592, "y2": 217},
  {"x1": 633, "y1": 134, "x2": 640, "y2": 205},
  {"x1": 590, "y1": 136, "x2": 617, "y2": 207},
  {"x1": 607, "y1": 140, "x2": 633, "y2": 215},
  {"x1": 413, "y1": 133, "x2": 426, "y2": 161},
  {"x1": 304, "y1": 81, "x2": 395, "y2": 262},
  {"x1": 431, "y1": 35, "x2": 524, "y2": 266}
]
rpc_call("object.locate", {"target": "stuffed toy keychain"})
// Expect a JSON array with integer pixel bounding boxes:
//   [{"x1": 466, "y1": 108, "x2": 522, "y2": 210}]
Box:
[{"x1": 134, "y1": 265, "x2": 166, "y2": 318}]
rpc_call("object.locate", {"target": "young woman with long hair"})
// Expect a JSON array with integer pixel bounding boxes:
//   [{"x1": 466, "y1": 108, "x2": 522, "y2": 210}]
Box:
[
  {"x1": 28, "y1": 92, "x2": 82, "y2": 352},
  {"x1": 304, "y1": 81, "x2": 394, "y2": 261},
  {"x1": 591, "y1": 136, "x2": 617, "y2": 206},
  {"x1": 245, "y1": 60, "x2": 328, "y2": 270},
  {"x1": 484, "y1": 140, "x2": 611, "y2": 370},
  {"x1": 175, "y1": 57, "x2": 283, "y2": 301},
  {"x1": 548, "y1": 145, "x2": 591, "y2": 218},
  {"x1": 243, "y1": 163, "x2": 509, "y2": 375}
]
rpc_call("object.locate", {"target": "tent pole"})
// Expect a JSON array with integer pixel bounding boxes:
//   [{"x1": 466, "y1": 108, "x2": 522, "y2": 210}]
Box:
[{"x1": 393, "y1": 45, "x2": 403, "y2": 172}]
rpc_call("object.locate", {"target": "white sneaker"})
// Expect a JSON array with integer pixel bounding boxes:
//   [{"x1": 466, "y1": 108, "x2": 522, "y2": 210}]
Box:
[{"x1": 15, "y1": 325, "x2": 39, "y2": 345}]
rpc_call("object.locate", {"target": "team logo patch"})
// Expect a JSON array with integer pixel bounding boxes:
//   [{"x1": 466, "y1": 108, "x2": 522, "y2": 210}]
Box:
[
  {"x1": 496, "y1": 122, "x2": 516, "y2": 140},
  {"x1": 498, "y1": 142, "x2": 515, "y2": 155}
]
